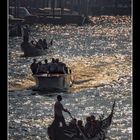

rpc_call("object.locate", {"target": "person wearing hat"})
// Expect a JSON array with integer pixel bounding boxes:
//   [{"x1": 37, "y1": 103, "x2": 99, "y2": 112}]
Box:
[{"x1": 52, "y1": 95, "x2": 70, "y2": 128}]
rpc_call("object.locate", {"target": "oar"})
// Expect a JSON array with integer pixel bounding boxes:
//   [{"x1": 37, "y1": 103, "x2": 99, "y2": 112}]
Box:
[
  {"x1": 48, "y1": 38, "x2": 53, "y2": 48},
  {"x1": 68, "y1": 112, "x2": 88, "y2": 140},
  {"x1": 30, "y1": 35, "x2": 37, "y2": 43}
]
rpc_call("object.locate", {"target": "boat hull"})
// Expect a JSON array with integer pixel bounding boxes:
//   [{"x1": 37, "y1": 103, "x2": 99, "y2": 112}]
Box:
[
  {"x1": 33, "y1": 74, "x2": 72, "y2": 92},
  {"x1": 21, "y1": 44, "x2": 47, "y2": 57},
  {"x1": 47, "y1": 101, "x2": 115, "y2": 140}
]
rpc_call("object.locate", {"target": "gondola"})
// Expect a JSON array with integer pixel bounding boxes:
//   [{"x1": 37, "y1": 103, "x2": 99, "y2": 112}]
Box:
[
  {"x1": 47, "y1": 101, "x2": 115, "y2": 140},
  {"x1": 20, "y1": 41, "x2": 52, "y2": 57},
  {"x1": 20, "y1": 43, "x2": 48, "y2": 57}
]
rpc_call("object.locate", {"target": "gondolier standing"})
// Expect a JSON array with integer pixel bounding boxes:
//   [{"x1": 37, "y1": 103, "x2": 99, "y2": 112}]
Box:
[
  {"x1": 52, "y1": 95, "x2": 70, "y2": 128},
  {"x1": 23, "y1": 25, "x2": 30, "y2": 42}
]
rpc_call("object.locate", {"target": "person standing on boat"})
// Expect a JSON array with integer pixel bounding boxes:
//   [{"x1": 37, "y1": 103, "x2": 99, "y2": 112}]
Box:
[
  {"x1": 48, "y1": 58, "x2": 58, "y2": 74},
  {"x1": 42, "y1": 39, "x2": 48, "y2": 49},
  {"x1": 55, "y1": 58, "x2": 66, "y2": 74},
  {"x1": 30, "y1": 59, "x2": 38, "y2": 75},
  {"x1": 23, "y1": 25, "x2": 30, "y2": 42},
  {"x1": 52, "y1": 95, "x2": 70, "y2": 128}
]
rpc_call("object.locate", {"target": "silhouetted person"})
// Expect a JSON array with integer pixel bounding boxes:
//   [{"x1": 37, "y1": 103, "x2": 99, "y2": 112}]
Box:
[
  {"x1": 55, "y1": 59, "x2": 67, "y2": 74},
  {"x1": 77, "y1": 120, "x2": 86, "y2": 138},
  {"x1": 30, "y1": 59, "x2": 38, "y2": 75},
  {"x1": 23, "y1": 25, "x2": 30, "y2": 42},
  {"x1": 85, "y1": 116, "x2": 92, "y2": 138},
  {"x1": 43, "y1": 39, "x2": 48, "y2": 49},
  {"x1": 36, "y1": 39, "x2": 43, "y2": 49},
  {"x1": 42, "y1": 59, "x2": 49, "y2": 73},
  {"x1": 30, "y1": 40, "x2": 35, "y2": 46},
  {"x1": 36, "y1": 61, "x2": 43, "y2": 74},
  {"x1": 48, "y1": 58, "x2": 58, "y2": 74},
  {"x1": 52, "y1": 95, "x2": 70, "y2": 128},
  {"x1": 69, "y1": 118, "x2": 77, "y2": 129},
  {"x1": 90, "y1": 115, "x2": 101, "y2": 137}
]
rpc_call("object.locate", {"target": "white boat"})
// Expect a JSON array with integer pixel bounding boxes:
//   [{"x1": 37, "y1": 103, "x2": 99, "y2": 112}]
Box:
[{"x1": 33, "y1": 73, "x2": 72, "y2": 92}]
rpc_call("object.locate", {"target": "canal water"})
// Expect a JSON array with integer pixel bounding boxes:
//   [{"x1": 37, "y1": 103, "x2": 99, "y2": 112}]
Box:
[{"x1": 8, "y1": 16, "x2": 132, "y2": 140}]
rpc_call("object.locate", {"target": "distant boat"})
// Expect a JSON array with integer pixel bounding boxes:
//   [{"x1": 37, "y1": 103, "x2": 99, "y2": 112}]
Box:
[
  {"x1": 32, "y1": 73, "x2": 72, "y2": 92},
  {"x1": 20, "y1": 41, "x2": 52, "y2": 57}
]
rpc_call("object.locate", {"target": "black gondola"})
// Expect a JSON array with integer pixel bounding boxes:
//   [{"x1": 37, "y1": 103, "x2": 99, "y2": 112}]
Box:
[{"x1": 47, "y1": 101, "x2": 116, "y2": 140}]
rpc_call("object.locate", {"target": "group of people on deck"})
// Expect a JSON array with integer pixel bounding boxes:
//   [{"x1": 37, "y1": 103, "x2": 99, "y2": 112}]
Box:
[
  {"x1": 50, "y1": 95, "x2": 101, "y2": 139},
  {"x1": 22, "y1": 24, "x2": 53, "y2": 50},
  {"x1": 68, "y1": 115, "x2": 100, "y2": 138},
  {"x1": 30, "y1": 38, "x2": 53, "y2": 50},
  {"x1": 30, "y1": 58, "x2": 70, "y2": 75}
]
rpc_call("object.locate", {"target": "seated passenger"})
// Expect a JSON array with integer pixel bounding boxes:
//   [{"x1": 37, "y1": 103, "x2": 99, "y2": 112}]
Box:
[
  {"x1": 30, "y1": 59, "x2": 38, "y2": 75},
  {"x1": 55, "y1": 59, "x2": 67, "y2": 74},
  {"x1": 90, "y1": 115, "x2": 101, "y2": 137},
  {"x1": 30, "y1": 40, "x2": 35, "y2": 46},
  {"x1": 77, "y1": 120, "x2": 86, "y2": 138},
  {"x1": 48, "y1": 58, "x2": 58, "y2": 74},
  {"x1": 36, "y1": 61, "x2": 43, "y2": 74},
  {"x1": 41, "y1": 59, "x2": 49, "y2": 73},
  {"x1": 85, "y1": 116, "x2": 92, "y2": 138},
  {"x1": 68, "y1": 118, "x2": 79, "y2": 136},
  {"x1": 36, "y1": 39, "x2": 43, "y2": 49},
  {"x1": 69, "y1": 118, "x2": 77, "y2": 130}
]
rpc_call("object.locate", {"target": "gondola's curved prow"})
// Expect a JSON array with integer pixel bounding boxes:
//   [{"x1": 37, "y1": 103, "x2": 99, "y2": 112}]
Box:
[
  {"x1": 100, "y1": 100, "x2": 116, "y2": 129},
  {"x1": 91, "y1": 100, "x2": 116, "y2": 140}
]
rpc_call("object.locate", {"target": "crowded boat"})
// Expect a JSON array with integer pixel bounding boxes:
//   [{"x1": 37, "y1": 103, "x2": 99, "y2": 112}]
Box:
[
  {"x1": 30, "y1": 58, "x2": 70, "y2": 75},
  {"x1": 31, "y1": 58, "x2": 72, "y2": 92},
  {"x1": 47, "y1": 99, "x2": 116, "y2": 140},
  {"x1": 20, "y1": 25, "x2": 53, "y2": 57}
]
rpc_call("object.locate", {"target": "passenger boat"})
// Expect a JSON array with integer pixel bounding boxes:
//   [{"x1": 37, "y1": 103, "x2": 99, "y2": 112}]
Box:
[
  {"x1": 20, "y1": 42, "x2": 50, "y2": 57},
  {"x1": 47, "y1": 101, "x2": 115, "y2": 140},
  {"x1": 32, "y1": 73, "x2": 72, "y2": 92}
]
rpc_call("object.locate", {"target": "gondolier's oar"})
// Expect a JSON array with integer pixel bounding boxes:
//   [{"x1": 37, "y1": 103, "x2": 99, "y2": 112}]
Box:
[
  {"x1": 100, "y1": 100, "x2": 116, "y2": 129},
  {"x1": 30, "y1": 35, "x2": 37, "y2": 43},
  {"x1": 68, "y1": 112, "x2": 88, "y2": 140}
]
